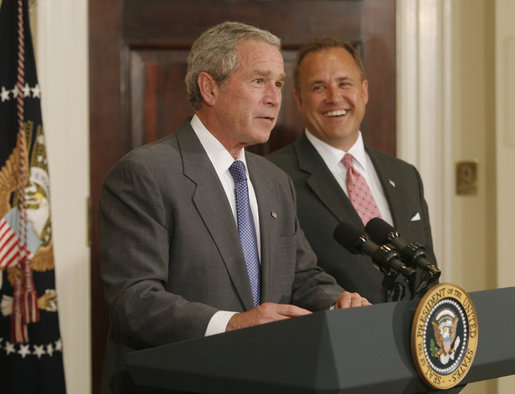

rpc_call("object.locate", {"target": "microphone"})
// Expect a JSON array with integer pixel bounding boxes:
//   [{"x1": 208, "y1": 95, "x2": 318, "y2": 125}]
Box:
[
  {"x1": 365, "y1": 217, "x2": 441, "y2": 281},
  {"x1": 333, "y1": 221, "x2": 416, "y2": 282}
]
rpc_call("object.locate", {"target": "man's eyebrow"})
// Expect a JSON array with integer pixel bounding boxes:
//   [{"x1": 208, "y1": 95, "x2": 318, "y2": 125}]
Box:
[
  {"x1": 255, "y1": 70, "x2": 287, "y2": 81},
  {"x1": 309, "y1": 76, "x2": 352, "y2": 85}
]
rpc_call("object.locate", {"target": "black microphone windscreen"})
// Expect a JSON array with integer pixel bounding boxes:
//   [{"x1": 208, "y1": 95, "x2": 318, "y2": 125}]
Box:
[
  {"x1": 365, "y1": 217, "x2": 397, "y2": 244},
  {"x1": 333, "y1": 221, "x2": 366, "y2": 254}
]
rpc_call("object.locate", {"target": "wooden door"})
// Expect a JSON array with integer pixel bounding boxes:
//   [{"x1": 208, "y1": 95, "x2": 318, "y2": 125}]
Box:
[{"x1": 89, "y1": 0, "x2": 395, "y2": 391}]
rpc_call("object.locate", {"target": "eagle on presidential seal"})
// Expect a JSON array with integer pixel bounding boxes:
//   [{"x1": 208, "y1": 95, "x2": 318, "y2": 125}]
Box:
[{"x1": 431, "y1": 307, "x2": 461, "y2": 365}]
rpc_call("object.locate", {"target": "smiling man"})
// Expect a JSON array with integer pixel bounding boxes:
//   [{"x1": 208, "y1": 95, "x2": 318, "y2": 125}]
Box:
[
  {"x1": 268, "y1": 37, "x2": 437, "y2": 304},
  {"x1": 99, "y1": 25, "x2": 370, "y2": 394}
]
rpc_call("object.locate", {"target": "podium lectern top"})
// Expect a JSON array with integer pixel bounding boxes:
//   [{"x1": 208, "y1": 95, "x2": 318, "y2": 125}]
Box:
[{"x1": 127, "y1": 287, "x2": 515, "y2": 393}]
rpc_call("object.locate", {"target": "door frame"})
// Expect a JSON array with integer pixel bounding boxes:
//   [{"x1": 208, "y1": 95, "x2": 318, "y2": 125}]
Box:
[{"x1": 396, "y1": 0, "x2": 454, "y2": 282}]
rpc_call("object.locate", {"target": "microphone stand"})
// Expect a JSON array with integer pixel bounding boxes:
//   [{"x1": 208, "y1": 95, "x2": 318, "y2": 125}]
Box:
[
  {"x1": 372, "y1": 244, "x2": 414, "y2": 302},
  {"x1": 381, "y1": 270, "x2": 406, "y2": 302}
]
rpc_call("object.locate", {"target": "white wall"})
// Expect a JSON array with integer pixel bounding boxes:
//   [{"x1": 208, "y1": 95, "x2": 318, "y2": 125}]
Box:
[
  {"x1": 398, "y1": 1, "x2": 513, "y2": 393},
  {"x1": 495, "y1": 0, "x2": 515, "y2": 392},
  {"x1": 450, "y1": 1, "x2": 497, "y2": 393},
  {"x1": 36, "y1": 1, "x2": 91, "y2": 393}
]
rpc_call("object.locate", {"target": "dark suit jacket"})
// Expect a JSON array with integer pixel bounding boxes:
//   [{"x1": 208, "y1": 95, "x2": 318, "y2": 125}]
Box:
[
  {"x1": 267, "y1": 133, "x2": 436, "y2": 305},
  {"x1": 98, "y1": 121, "x2": 343, "y2": 393}
]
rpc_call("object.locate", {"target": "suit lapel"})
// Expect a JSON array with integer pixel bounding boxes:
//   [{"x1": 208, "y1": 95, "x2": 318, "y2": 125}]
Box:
[
  {"x1": 366, "y1": 146, "x2": 404, "y2": 227},
  {"x1": 246, "y1": 154, "x2": 276, "y2": 303},
  {"x1": 295, "y1": 134, "x2": 363, "y2": 226},
  {"x1": 176, "y1": 123, "x2": 255, "y2": 310}
]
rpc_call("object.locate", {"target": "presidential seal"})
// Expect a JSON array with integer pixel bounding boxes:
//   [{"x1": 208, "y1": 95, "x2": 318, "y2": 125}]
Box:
[{"x1": 411, "y1": 283, "x2": 478, "y2": 389}]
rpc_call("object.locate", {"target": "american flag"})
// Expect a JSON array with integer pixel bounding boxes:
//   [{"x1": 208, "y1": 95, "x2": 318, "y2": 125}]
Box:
[{"x1": 0, "y1": 0, "x2": 66, "y2": 392}]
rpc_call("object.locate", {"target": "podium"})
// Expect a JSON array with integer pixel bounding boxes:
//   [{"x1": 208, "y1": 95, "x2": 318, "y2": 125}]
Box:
[{"x1": 126, "y1": 287, "x2": 515, "y2": 393}]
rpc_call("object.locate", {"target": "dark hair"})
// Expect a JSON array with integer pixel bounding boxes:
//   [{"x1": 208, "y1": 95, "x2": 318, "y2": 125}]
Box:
[{"x1": 293, "y1": 37, "x2": 366, "y2": 92}]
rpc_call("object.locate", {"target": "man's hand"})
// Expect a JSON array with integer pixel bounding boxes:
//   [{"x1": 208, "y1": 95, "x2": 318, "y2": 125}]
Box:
[
  {"x1": 333, "y1": 291, "x2": 371, "y2": 309},
  {"x1": 226, "y1": 302, "x2": 311, "y2": 332}
]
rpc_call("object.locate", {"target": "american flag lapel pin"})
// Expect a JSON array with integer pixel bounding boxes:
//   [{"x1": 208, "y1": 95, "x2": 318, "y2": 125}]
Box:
[
  {"x1": 271, "y1": 211, "x2": 278, "y2": 219},
  {"x1": 389, "y1": 179, "x2": 396, "y2": 188}
]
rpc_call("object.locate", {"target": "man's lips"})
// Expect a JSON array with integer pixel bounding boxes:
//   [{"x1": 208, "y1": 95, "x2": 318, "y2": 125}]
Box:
[
  {"x1": 323, "y1": 109, "x2": 348, "y2": 117},
  {"x1": 256, "y1": 115, "x2": 276, "y2": 122}
]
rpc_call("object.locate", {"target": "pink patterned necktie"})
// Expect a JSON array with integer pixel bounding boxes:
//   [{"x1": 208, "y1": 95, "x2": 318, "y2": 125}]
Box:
[{"x1": 342, "y1": 153, "x2": 382, "y2": 225}]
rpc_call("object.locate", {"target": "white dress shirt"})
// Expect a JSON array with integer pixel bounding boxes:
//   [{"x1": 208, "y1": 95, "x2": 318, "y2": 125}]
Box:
[{"x1": 190, "y1": 115, "x2": 259, "y2": 336}]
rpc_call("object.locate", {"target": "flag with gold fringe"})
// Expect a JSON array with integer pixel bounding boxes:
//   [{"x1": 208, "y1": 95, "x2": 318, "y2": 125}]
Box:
[{"x1": 0, "y1": 0, "x2": 66, "y2": 392}]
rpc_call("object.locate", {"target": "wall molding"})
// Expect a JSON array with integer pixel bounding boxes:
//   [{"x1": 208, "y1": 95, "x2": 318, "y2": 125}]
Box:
[
  {"x1": 36, "y1": 1, "x2": 91, "y2": 393},
  {"x1": 396, "y1": 0, "x2": 453, "y2": 281}
]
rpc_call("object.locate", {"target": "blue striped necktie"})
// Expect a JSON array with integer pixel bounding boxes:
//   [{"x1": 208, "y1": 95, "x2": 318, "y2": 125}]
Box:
[{"x1": 229, "y1": 160, "x2": 261, "y2": 307}]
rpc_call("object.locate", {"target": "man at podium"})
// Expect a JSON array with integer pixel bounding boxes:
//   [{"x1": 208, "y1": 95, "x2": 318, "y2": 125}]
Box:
[{"x1": 98, "y1": 22, "x2": 370, "y2": 394}]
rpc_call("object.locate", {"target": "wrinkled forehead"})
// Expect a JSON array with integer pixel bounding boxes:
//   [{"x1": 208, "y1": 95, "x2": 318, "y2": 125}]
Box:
[{"x1": 234, "y1": 40, "x2": 285, "y2": 76}]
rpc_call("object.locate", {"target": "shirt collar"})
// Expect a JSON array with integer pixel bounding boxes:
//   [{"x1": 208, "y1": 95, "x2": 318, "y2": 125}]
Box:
[
  {"x1": 305, "y1": 129, "x2": 368, "y2": 172},
  {"x1": 190, "y1": 115, "x2": 247, "y2": 178}
]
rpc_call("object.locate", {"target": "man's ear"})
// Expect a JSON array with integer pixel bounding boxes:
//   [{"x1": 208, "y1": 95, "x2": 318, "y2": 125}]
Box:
[
  {"x1": 362, "y1": 79, "x2": 369, "y2": 105},
  {"x1": 294, "y1": 90, "x2": 303, "y2": 112},
  {"x1": 198, "y1": 72, "x2": 218, "y2": 106}
]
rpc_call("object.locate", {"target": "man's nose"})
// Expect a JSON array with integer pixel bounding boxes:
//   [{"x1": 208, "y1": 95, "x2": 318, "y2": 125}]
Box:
[
  {"x1": 264, "y1": 84, "x2": 282, "y2": 107},
  {"x1": 325, "y1": 85, "x2": 340, "y2": 103}
]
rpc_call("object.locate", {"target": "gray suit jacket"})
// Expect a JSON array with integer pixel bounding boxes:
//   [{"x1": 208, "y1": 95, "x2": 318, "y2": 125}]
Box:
[
  {"x1": 267, "y1": 133, "x2": 436, "y2": 305},
  {"x1": 99, "y1": 121, "x2": 343, "y2": 393}
]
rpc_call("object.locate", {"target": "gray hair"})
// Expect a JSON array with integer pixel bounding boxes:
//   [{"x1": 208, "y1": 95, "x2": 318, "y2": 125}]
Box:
[{"x1": 185, "y1": 21, "x2": 281, "y2": 109}]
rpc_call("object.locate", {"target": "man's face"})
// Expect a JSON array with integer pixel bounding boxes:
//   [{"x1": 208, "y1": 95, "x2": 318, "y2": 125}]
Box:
[
  {"x1": 295, "y1": 47, "x2": 368, "y2": 151},
  {"x1": 211, "y1": 40, "x2": 286, "y2": 154}
]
